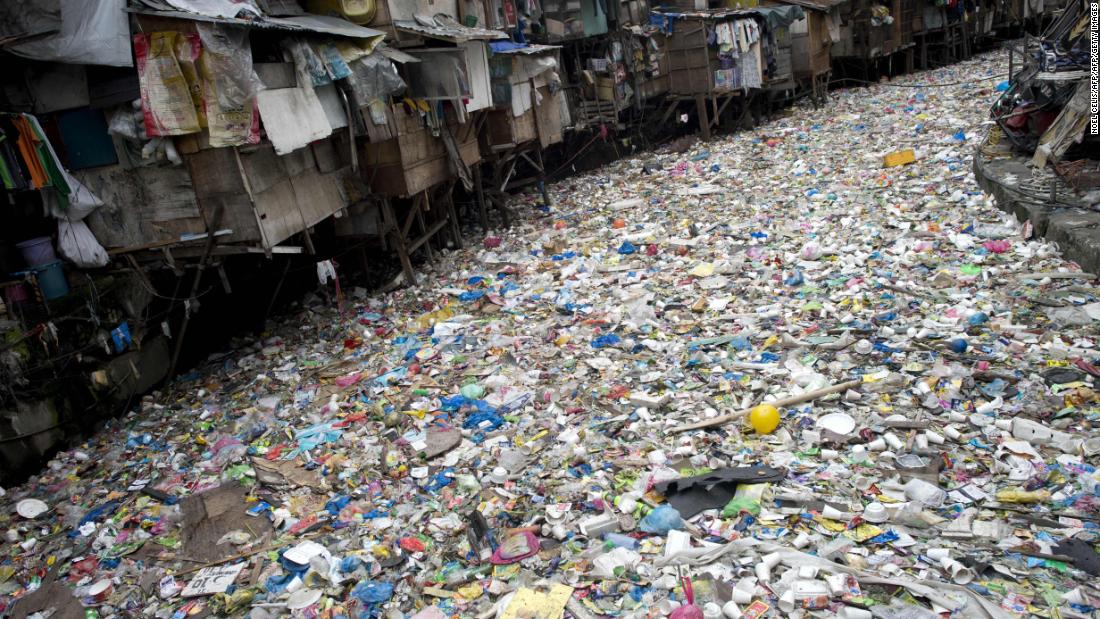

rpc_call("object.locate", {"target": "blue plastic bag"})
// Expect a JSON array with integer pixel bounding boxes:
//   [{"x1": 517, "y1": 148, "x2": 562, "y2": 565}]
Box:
[
  {"x1": 591, "y1": 334, "x2": 621, "y2": 349},
  {"x1": 639, "y1": 505, "x2": 684, "y2": 535},
  {"x1": 350, "y1": 581, "x2": 394, "y2": 618}
]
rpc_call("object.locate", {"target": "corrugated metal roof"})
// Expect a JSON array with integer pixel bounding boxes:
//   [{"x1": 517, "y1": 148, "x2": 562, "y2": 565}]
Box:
[
  {"x1": 490, "y1": 43, "x2": 561, "y2": 55},
  {"x1": 129, "y1": 4, "x2": 385, "y2": 39},
  {"x1": 653, "y1": 5, "x2": 805, "y2": 29},
  {"x1": 393, "y1": 17, "x2": 507, "y2": 42},
  {"x1": 378, "y1": 46, "x2": 421, "y2": 64},
  {"x1": 769, "y1": 0, "x2": 845, "y2": 12},
  {"x1": 651, "y1": 7, "x2": 756, "y2": 18}
]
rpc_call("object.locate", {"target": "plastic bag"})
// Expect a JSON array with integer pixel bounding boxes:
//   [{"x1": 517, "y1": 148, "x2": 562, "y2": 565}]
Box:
[
  {"x1": 639, "y1": 504, "x2": 684, "y2": 534},
  {"x1": 20, "y1": 111, "x2": 106, "y2": 222},
  {"x1": 196, "y1": 23, "x2": 263, "y2": 108},
  {"x1": 134, "y1": 32, "x2": 201, "y2": 136},
  {"x1": 58, "y1": 219, "x2": 109, "y2": 268},
  {"x1": 204, "y1": 93, "x2": 259, "y2": 149},
  {"x1": 43, "y1": 171, "x2": 103, "y2": 222},
  {"x1": 345, "y1": 54, "x2": 406, "y2": 109},
  {"x1": 197, "y1": 23, "x2": 262, "y2": 147},
  {"x1": 317, "y1": 42, "x2": 352, "y2": 80},
  {"x1": 108, "y1": 106, "x2": 145, "y2": 142},
  {"x1": 285, "y1": 39, "x2": 330, "y2": 88},
  {"x1": 175, "y1": 32, "x2": 206, "y2": 128}
]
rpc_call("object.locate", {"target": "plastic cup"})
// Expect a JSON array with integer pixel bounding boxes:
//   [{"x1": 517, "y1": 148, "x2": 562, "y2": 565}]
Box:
[{"x1": 722, "y1": 601, "x2": 743, "y2": 619}]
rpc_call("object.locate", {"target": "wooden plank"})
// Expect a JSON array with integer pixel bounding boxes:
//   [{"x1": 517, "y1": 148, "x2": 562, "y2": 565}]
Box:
[
  {"x1": 78, "y1": 164, "x2": 203, "y2": 247},
  {"x1": 253, "y1": 179, "x2": 307, "y2": 248},
  {"x1": 238, "y1": 145, "x2": 288, "y2": 196},
  {"x1": 695, "y1": 95, "x2": 711, "y2": 141},
  {"x1": 533, "y1": 85, "x2": 563, "y2": 147},
  {"x1": 333, "y1": 201, "x2": 385, "y2": 238},
  {"x1": 281, "y1": 145, "x2": 315, "y2": 177},
  {"x1": 408, "y1": 219, "x2": 449, "y2": 252},
  {"x1": 187, "y1": 149, "x2": 263, "y2": 244},
  {"x1": 185, "y1": 148, "x2": 246, "y2": 199},
  {"x1": 291, "y1": 169, "x2": 348, "y2": 230},
  {"x1": 205, "y1": 194, "x2": 263, "y2": 244}
]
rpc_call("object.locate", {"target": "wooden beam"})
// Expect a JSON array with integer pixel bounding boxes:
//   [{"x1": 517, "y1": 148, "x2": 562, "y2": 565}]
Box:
[
  {"x1": 474, "y1": 165, "x2": 488, "y2": 233},
  {"x1": 695, "y1": 95, "x2": 711, "y2": 141},
  {"x1": 216, "y1": 263, "x2": 232, "y2": 295},
  {"x1": 383, "y1": 198, "x2": 415, "y2": 286},
  {"x1": 167, "y1": 202, "x2": 224, "y2": 379},
  {"x1": 671, "y1": 379, "x2": 863, "y2": 434},
  {"x1": 408, "y1": 219, "x2": 449, "y2": 253}
]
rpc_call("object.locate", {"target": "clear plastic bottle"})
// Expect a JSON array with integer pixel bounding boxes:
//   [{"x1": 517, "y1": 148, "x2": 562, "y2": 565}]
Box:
[{"x1": 604, "y1": 532, "x2": 640, "y2": 550}]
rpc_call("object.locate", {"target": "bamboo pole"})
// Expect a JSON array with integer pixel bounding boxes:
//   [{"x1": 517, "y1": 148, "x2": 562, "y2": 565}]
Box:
[{"x1": 670, "y1": 379, "x2": 862, "y2": 434}]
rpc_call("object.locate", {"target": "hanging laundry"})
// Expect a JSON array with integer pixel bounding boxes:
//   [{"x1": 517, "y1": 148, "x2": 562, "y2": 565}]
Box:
[
  {"x1": 0, "y1": 116, "x2": 31, "y2": 191},
  {"x1": 716, "y1": 22, "x2": 736, "y2": 53},
  {"x1": 12, "y1": 115, "x2": 50, "y2": 189},
  {"x1": 742, "y1": 41, "x2": 763, "y2": 90}
]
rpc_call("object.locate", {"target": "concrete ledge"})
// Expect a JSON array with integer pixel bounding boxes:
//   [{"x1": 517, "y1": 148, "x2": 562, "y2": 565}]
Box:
[{"x1": 973, "y1": 150, "x2": 1100, "y2": 272}]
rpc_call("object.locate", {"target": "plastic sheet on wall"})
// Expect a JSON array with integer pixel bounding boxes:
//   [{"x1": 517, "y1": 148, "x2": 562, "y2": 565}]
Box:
[
  {"x1": 134, "y1": 32, "x2": 202, "y2": 137},
  {"x1": 8, "y1": 0, "x2": 132, "y2": 68},
  {"x1": 346, "y1": 54, "x2": 407, "y2": 109},
  {"x1": 196, "y1": 23, "x2": 264, "y2": 108}
]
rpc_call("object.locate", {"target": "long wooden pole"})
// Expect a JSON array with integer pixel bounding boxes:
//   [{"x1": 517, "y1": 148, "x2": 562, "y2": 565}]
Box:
[{"x1": 670, "y1": 379, "x2": 862, "y2": 434}]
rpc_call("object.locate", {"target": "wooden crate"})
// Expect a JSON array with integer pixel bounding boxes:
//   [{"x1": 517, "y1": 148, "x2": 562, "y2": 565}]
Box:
[
  {"x1": 768, "y1": 26, "x2": 793, "y2": 86},
  {"x1": 638, "y1": 73, "x2": 670, "y2": 99},
  {"x1": 533, "y1": 86, "x2": 563, "y2": 147},
  {"x1": 184, "y1": 143, "x2": 349, "y2": 248},
  {"x1": 361, "y1": 102, "x2": 425, "y2": 144},
  {"x1": 333, "y1": 200, "x2": 384, "y2": 238},
  {"x1": 667, "y1": 19, "x2": 712, "y2": 95},
  {"x1": 361, "y1": 130, "x2": 448, "y2": 198},
  {"x1": 791, "y1": 11, "x2": 832, "y2": 78},
  {"x1": 769, "y1": 48, "x2": 794, "y2": 88},
  {"x1": 635, "y1": 31, "x2": 671, "y2": 100},
  {"x1": 449, "y1": 115, "x2": 484, "y2": 166},
  {"x1": 486, "y1": 107, "x2": 538, "y2": 147},
  {"x1": 361, "y1": 107, "x2": 480, "y2": 198},
  {"x1": 594, "y1": 75, "x2": 618, "y2": 101},
  {"x1": 899, "y1": 0, "x2": 916, "y2": 44}
]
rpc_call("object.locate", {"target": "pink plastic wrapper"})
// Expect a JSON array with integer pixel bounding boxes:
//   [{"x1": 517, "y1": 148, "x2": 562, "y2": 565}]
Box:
[{"x1": 670, "y1": 578, "x2": 704, "y2": 619}]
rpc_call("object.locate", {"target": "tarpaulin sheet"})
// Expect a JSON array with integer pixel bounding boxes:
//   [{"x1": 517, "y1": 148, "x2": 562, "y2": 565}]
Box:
[
  {"x1": 652, "y1": 4, "x2": 805, "y2": 33},
  {"x1": 7, "y1": 0, "x2": 132, "y2": 67},
  {"x1": 0, "y1": 0, "x2": 59, "y2": 43},
  {"x1": 744, "y1": 5, "x2": 806, "y2": 30}
]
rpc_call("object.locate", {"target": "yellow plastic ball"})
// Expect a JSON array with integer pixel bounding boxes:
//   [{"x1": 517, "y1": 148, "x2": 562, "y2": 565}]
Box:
[{"x1": 748, "y1": 404, "x2": 780, "y2": 434}]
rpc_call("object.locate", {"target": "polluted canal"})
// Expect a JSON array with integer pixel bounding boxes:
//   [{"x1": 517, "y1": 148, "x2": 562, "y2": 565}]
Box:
[{"x1": 3, "y1": 50, "x2": 1100, "y2": 619}]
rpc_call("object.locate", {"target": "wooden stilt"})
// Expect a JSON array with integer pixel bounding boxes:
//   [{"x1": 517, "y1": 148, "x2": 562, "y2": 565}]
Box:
[
  {"x1": 167, "y1": 203, "x2": 223, "y2": 379},
  {"x1": 383, "y1": 198, "x2": 415, "y2": 286},
  {"x1": 446, "y1": 183, "x2": 463, "y2": 250},
  {"x1": 695, "y1": 95, "x2": 711, "y2": 141},
  {"x1": 475, "y1": 165, "x2": 488, "y2": 233}
]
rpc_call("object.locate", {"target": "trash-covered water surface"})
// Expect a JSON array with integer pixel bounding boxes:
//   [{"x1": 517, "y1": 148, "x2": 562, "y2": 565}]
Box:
[{"x1": 3, "y1": 50, "x2": 1100, "y2": 619}]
